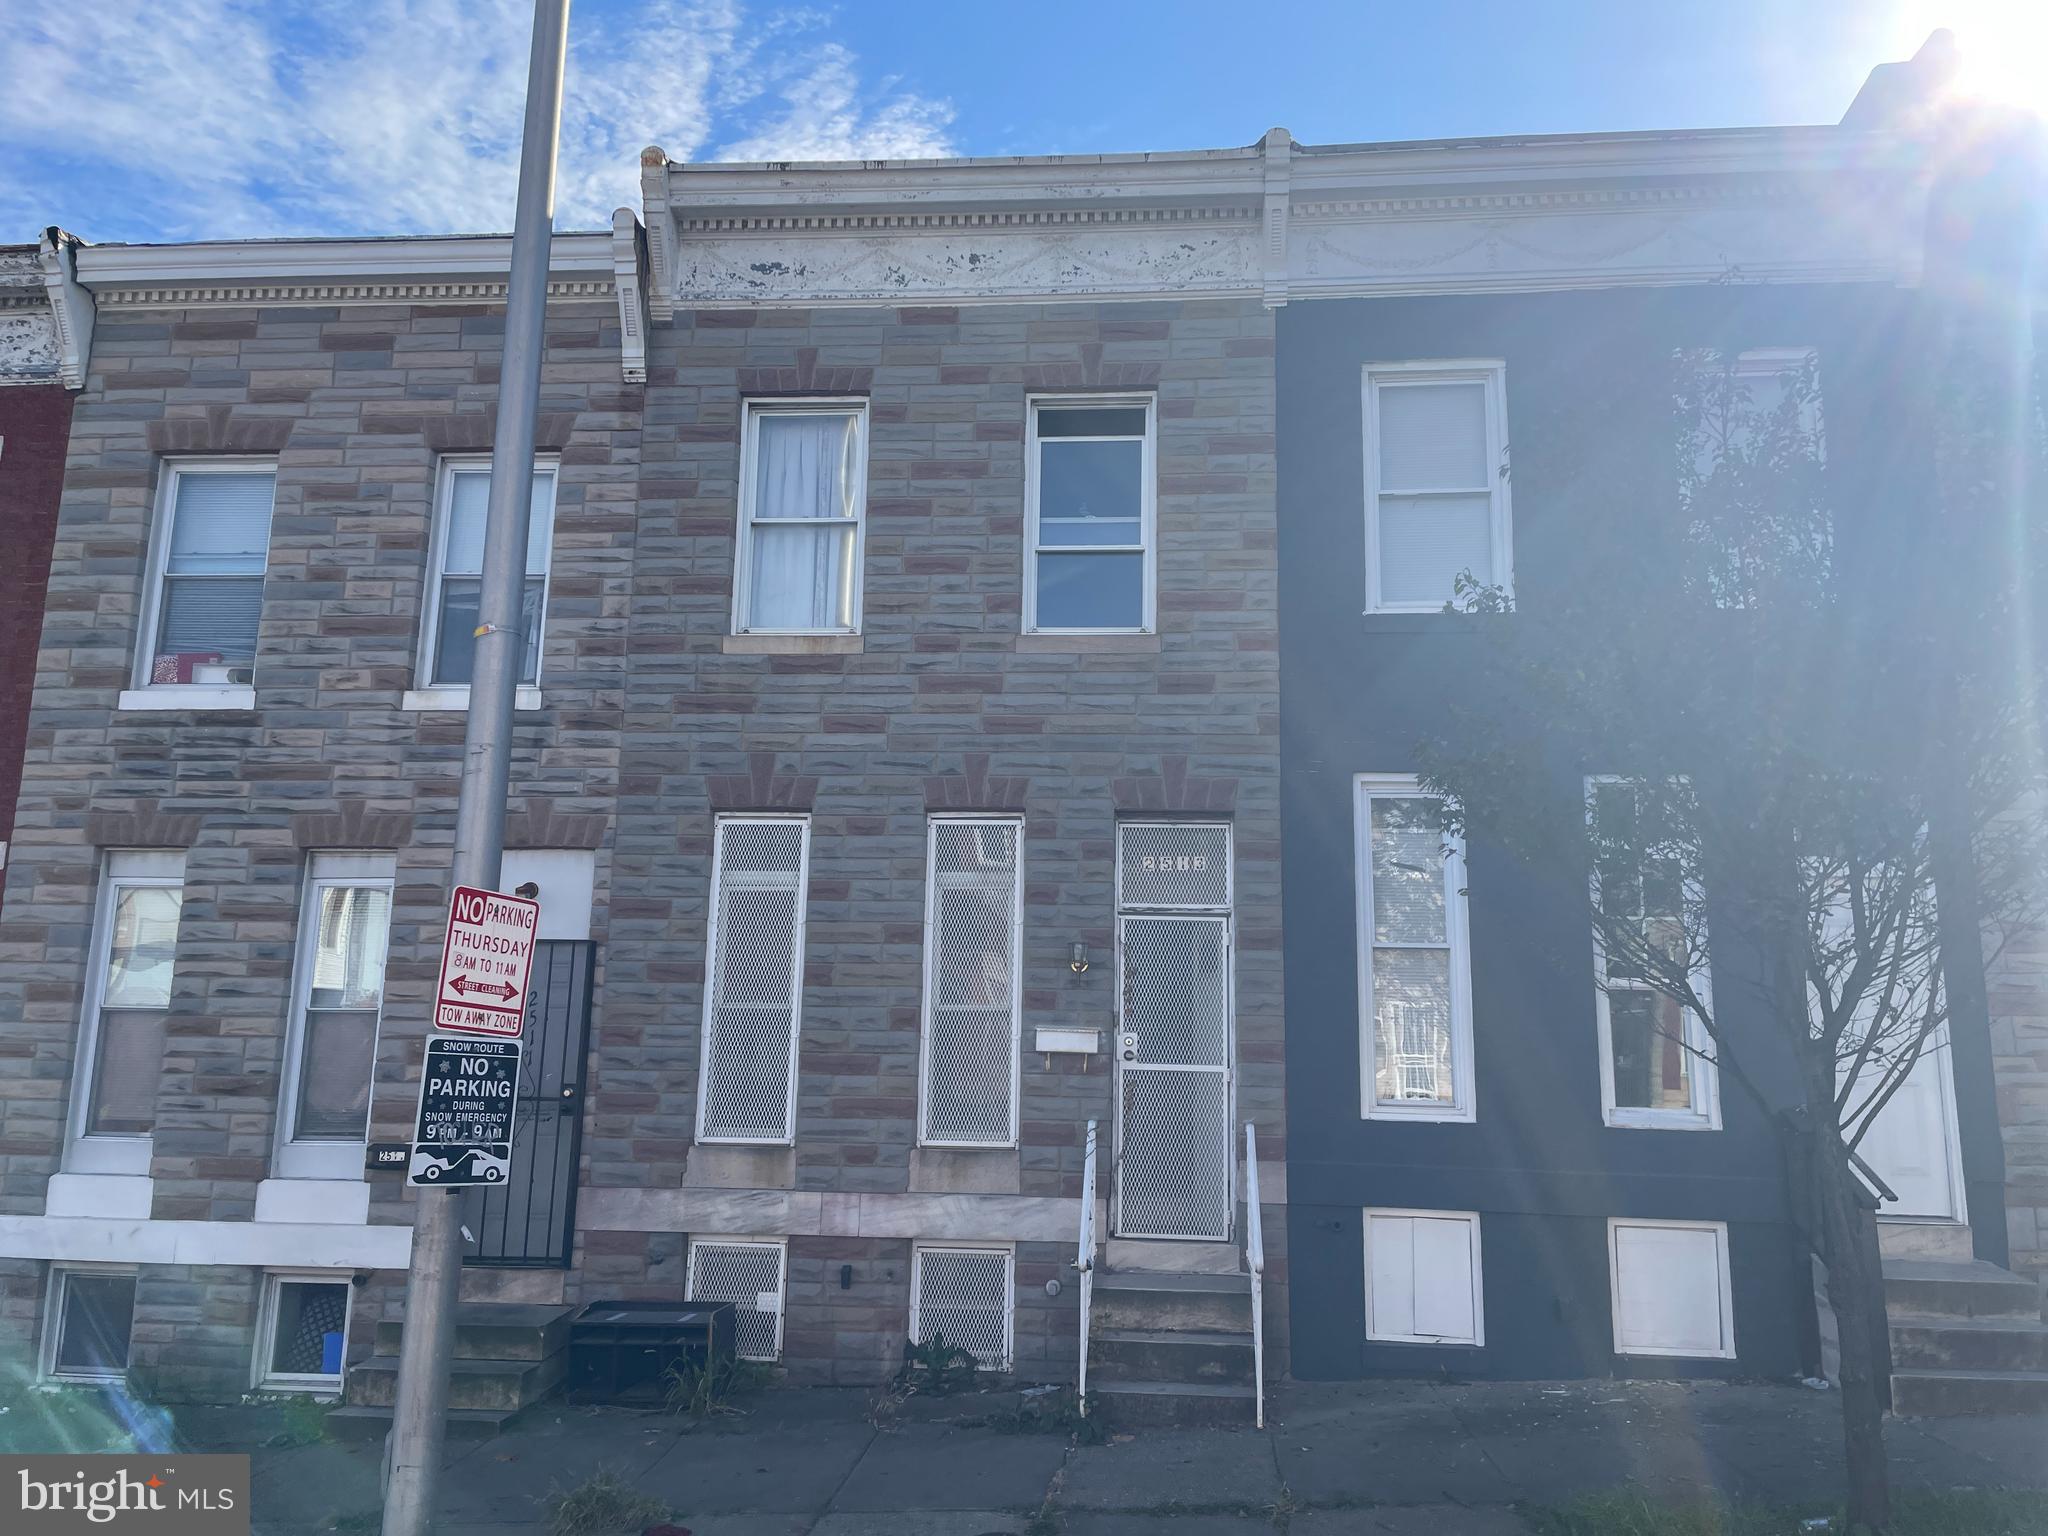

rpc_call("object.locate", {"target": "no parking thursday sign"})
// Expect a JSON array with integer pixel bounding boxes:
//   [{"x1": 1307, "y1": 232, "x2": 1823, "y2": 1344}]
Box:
[{"x1": 435, "y1": 884, "x2": 540, "y2": 1038}]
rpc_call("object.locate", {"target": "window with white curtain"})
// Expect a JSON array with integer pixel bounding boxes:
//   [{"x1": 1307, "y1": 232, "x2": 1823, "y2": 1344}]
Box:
[
  {"x1": 733, "y1": 402, "x2": 867, "y2": 634},
  {"x1": 1025, "y1": 397, "x2": 1154, "y2": 633},
  {"x1": 1356, "y1": 776, "x2": 1474, "y2": 1121},
  {"x1": 1362, "y1": 363, "x2": 1510, "y2": 613},
  {"x1": 66, "y1": 851, "x2": 184, "y2": 1175},
  {"x1": 276, "y1": 854, "x2": 394, "y2": 1179},
  {"x1": 421, "y1": 458, "x2": 557, "y2": 687},
  {"x1": 136, "y1": 462, "x2": 277, "y2": 688}
]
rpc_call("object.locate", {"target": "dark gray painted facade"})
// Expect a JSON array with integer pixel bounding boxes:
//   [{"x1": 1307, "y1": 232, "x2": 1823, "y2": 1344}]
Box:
[{"x1": 1273, "y1": 281, "x2": 2013, "y2": 1380}]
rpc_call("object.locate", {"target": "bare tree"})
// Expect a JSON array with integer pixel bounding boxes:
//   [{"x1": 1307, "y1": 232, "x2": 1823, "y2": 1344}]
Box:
[{"x1": 1417, "y1": 337, "x2": 2045, "y2": 1531}]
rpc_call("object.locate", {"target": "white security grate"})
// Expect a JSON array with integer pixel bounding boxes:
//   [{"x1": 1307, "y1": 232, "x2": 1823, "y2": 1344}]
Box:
[
  {"x1": 911, "y1": 1246, "x2": 1013, "y2": 1368},
  {"x1": 698, "y1": 818, "x2": 809, "y2": 1142},
  {"x1": 1120, "y1": 1058, "x2": 1232, "y2": 1239},
  {"x1": 686, "y1": 1240, "x2": 787, "y2": 1361},
  {"x1": 1117, "y1": 823, "x2": 1231, "y2": 910},
  {"x1": 1117, "y1": 907, "x2": 1235, "y2": 1240},
  {"x1": 920, "y1": 819, "x2": 1022, "y2": 1146}
]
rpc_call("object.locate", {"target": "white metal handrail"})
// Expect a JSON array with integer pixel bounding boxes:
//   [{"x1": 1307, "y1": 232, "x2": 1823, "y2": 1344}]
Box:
[
  {"x1": 1243, "y1": 1120, "x2": 1265, "y2": 1428},
  {"x1": 1077, "y1": 1118, "x2": 1098, "y2": 1413}
]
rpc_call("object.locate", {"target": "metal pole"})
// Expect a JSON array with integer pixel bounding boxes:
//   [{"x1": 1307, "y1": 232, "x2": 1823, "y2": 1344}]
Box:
[{"x1": 381, "y1": 4, "x2": 570, "y2": 1532}]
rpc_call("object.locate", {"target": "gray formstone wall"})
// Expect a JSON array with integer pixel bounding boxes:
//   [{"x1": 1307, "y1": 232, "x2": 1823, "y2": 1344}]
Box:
[{"x1": 0, "y1": 293, "x2": 1287, "y2": 1392}]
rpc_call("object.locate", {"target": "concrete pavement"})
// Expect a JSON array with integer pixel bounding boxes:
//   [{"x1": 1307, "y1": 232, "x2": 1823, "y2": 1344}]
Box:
[{"x1": 5, "y1": 1378, "x2": 2047, "y2": 1533}]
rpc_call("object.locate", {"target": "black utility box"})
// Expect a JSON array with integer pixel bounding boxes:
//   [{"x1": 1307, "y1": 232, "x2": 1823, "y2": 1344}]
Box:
[{"x1": 567, "y1": 1299, "x2": 736, "y2": 1404}]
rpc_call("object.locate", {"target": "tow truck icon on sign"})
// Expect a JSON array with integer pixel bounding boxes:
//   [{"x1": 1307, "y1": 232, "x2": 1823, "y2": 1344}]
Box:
[{"x1": 408, "y1": 1144, "x2": 510, "y2": 1185}]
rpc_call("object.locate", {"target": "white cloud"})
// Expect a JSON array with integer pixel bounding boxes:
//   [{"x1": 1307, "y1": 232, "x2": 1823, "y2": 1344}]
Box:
[{"x1": 0, "y1": 0, "x2": 954, "y2": 242}]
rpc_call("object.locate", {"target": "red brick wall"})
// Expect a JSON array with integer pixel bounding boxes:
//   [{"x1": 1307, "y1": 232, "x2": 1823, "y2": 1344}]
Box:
[{"x1": 0, "y1": 384, "x2": 72, "y2": 873}]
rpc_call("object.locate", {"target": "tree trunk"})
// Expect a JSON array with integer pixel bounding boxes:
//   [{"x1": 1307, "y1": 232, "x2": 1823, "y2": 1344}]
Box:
[{"x1": 1816, "y1": 1138, "x2": 1893, "y2": 1531}]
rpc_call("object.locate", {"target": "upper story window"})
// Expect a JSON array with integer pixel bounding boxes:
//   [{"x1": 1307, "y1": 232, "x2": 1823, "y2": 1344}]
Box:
[
  {"x1": 734, "y1": 401, "x2": 867, "y2": 635},
  {"x1": 1587, "y1": 777, "x2": 1718, "y2": 1130},
  {"x1": 1362, "y1": 363, "x2": 1510, "y2": 613},
  {"x1": 133, "y1": 461, "x2": 277, "y2": 697},
  {"x1": 1025, "y1": 397, "x2": 1155, "y2": 634},
  {"x1": 420, "y1": 458, "x2": 557, "y2": 688},
  {"x1": 1356, "y1": 776, "x2": 1474, "y2": 1122},
  {"x1": 1680, "y1": 348, "x2": 1826, "y2": 609}
]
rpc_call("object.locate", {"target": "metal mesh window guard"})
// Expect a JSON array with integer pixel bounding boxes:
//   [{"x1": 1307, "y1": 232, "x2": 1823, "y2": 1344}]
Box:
[
  {"x1": 912, "y1": 1246, "x2": 1012, "y2": 1368},
  {"x1": 920, "y1": 820, "x2": 1021, "y2": 1145},
  {"x1": 686, "y1": 1240, "x2": 786, "y2": 1361},
  {"x1": 1117, "y1": 823, "x2": 1231, "y2": 909},
  {"x1": 699, "y1": 819, "x2": 808, "y2": 1142}
]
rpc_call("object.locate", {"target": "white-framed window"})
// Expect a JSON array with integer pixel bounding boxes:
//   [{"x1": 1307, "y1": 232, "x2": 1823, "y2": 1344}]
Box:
[
  {"x1": 41, "y1": 1265, "x2": 138, "y2": 1384},
  {"x1": 1362, "y1": 362, "x2": 1510, "y2": 613},
  {"x1": 418, "y1": 456, "x2": 558, "y2": 688},
  {"x1": 1587, "y1": 778, "x2": 1718, "y2": 1130},
  {"x1": 910, "y1": 1244, "x2": 1013, "y2": 1370},
  {"x1": 254, "y1": 1272, "x2": 352, "y2": 1394},
  {"x1": 1687, "y1": 346, "x2": 1822, "y2": 479},
  {"x1": 686, "y1": 1238, "x2": 788, "y2": 1362},
  {"x1": 133, "y1": 459, "x2": 277, "y2": 693},
  {"x1": 733, "y1": 400, "x2": 868, "y2": 634},
  {"x1": 697, "y1": 816, "x2": 811, "y2": 1144},
  {"x1": 65, "y1": 851, "x2": 184, "y2": 1175},
  {"x1": 1356, "y1": 776, "x2": 1474, "y2": 1122},
  {"x1": 275, "y1": 853, "x2": 395, "y2": 1180},
  {"x1": 1608, "y1": 1218, "x2": 1735, "y2": 1359},
  {"x1": 1363, "y1": 1208, "x2": 1484, "y2": 1346},
  {"x1": 1024, "y1": 395, "x2": 1155, "y2": 634},
  {"x1": 918, "y1": 816, "x2": 1024, "y2": 1148}
]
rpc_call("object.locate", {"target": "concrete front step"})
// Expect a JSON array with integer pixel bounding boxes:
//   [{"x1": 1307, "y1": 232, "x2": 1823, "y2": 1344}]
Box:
[
  {"x1": 345, "y1": 1351, "x2": 567, "y2": 1413},
  {"x1": 1892, "y1": 1368, "x2": 2048, "y2": 1416},
  {"x1": 1883, "y1": 1258, "x2": 2043, "y2": 1321},
  {"x1": 372, "y1": 1303, "x2": 574, "y2": 1362},
  {"x1": 1090, "y1": 1327, "x2": 1256, "y2": 1386},
  {"x1": 1104, "y1": 1238, "x2": 1242, "y2": 1276},
  {"x1": 1092, "y1": 1270, "x2": 1252, "y2": 1334},
  {"x1": 1089, "y1": 1378, "x2": 1259, "y2": 1427},
  {"x1": 1890, "y1": 1312, "x2": 2048, "y2": 1373}
]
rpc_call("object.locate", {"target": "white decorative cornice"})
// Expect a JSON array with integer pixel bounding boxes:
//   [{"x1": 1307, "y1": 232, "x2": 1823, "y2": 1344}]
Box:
[
  {"x1": 655, "y1": 126, "x2": 1930, "y2": 309},
  {"x1": 610, "y1": 208, "x2": 650, "y2": 385},
  {"x1": 91, "y1": 277, "x2": 616, "y2": 309},
  {"x1": 37, "y1": 230, "x2": 92, "y2": 389}
]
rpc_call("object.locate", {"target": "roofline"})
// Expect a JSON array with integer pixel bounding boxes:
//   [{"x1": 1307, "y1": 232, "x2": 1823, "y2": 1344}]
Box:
[{"x1": 74, "y1": 230, "x2": 615, "y2": 286}]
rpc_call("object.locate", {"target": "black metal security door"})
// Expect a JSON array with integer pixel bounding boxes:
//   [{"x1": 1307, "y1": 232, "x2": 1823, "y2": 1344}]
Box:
[{"x1": 463, "y1": 940, "x2": 593, "y2": 1267}]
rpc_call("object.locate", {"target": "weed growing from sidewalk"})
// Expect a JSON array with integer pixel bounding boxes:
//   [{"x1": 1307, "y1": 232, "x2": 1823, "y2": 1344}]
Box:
[
  {"x1": 543, "y1": 1466, "x2": 672, "y2": 1536},
  {"x1": 660, "y1": 1355, "x2": 774, "y2": 1421},
  {"x1": 974, "y1": 1386, "x2": 1111, "y2": 1445},
  {"x1": 1527, "y1": 1489, "x2": 2048, "y2": 1536},
  {"x1": 893, "y1": 1332, "x2": 980, "y2": 1397}
]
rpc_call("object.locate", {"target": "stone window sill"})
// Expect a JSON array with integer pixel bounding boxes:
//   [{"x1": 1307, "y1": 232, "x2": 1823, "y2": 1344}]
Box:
[
  {"x1": 1015, "y1": 633, "x2": 1161, "y2": 653},
  {"x1": 401, "y1": 685, "x2": 546, "y2": 712},
  {"x1": 117, "y1": 685, "x2": 255, "y2": 712},
  {"x1": 722, "y1": 634, "x2": 864, "y2": 655}
]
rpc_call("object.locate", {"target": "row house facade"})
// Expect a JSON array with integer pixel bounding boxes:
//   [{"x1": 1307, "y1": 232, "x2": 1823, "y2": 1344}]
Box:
[
  {"x1": 1, "y1": 59, "x2": 2042, "y2": 1414},
  {"x1": 0, "y1": 235, "x2": 87, "y2": 914}
]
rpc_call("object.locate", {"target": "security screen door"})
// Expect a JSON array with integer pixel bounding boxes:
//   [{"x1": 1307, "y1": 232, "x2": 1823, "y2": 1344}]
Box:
[{"x1": 1114, "y1": 824, "x2": 1234, "y2": 1240}]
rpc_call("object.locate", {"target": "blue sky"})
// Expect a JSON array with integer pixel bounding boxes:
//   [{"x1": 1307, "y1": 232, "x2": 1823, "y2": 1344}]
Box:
[{"x1": 0, "y1": 1, "x2": 2023, "y2": 245}]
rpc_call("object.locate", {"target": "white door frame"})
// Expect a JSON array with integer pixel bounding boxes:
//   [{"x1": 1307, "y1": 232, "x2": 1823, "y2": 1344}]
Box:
[{"x1": 1113, "y1": 911, "x2": 1236, "y2": 1240}]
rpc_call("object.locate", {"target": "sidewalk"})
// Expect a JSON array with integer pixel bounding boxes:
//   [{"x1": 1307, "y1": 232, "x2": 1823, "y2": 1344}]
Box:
[{"x1": 7, "y1": 1379, "x2": 2048, "y2": 1534}]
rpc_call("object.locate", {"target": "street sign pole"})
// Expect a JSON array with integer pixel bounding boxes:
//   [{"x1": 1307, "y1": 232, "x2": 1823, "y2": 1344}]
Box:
[{"x1": 381, "y1": 4, "x2": 570, "y2": 1534}]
